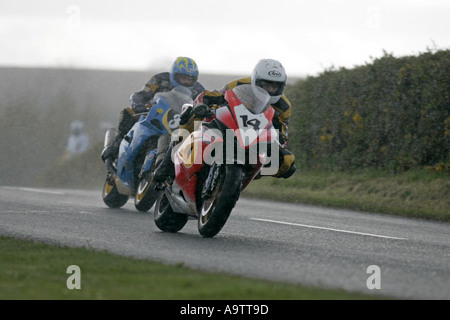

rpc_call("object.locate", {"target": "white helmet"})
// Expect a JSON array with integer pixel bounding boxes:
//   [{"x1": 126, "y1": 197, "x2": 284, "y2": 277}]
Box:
[{"x1": 251, "y1": 59, "x2": 287, "y2": 104}]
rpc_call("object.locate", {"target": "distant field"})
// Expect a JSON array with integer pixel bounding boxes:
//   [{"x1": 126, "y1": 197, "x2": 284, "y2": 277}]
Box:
[{"x1": 0, "y1": 67, "x2": 247, "y2": 186}]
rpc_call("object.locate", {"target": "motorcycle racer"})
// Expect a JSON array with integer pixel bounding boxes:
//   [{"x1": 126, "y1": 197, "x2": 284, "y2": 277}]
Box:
[
  {"x1": 101, "y1": 57, "x2": 205, "y2": 163},
  {"x1": 153, "y1": 59, "x2": 296, "y2": 183}
]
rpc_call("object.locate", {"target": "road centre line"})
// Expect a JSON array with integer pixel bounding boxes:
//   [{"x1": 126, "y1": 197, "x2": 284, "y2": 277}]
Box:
[{"x1": 250, "y1": 218, "x2": 407, "y2": 240}]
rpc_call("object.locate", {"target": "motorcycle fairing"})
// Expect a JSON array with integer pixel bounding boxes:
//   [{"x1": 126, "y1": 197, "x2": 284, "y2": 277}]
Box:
[
  {"x1": 141, "y1": 149, "x2": 157, "y2": 175},
  {"x1": 142, "y1": 98, "x2": 180, "y2": 134},
  {"x1": 117, "y1": 97, "x2": 180, "y2": 191},
  {"x1": 117, "y1": 119, "x2": 153, "y2": 190},
  {"x1": 217, "y1": 90, "x2": 275, "y2": 149},
  {"x1": 173, "y1": 130, "x2": 206, "y2": 202},
  {"x1": 172, "y1": 88, "x2": 276, "y2": 203}
]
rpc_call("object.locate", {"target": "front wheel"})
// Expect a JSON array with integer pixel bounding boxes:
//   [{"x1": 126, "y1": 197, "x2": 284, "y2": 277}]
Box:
[
  {"x1": 135, "y1": 169, "x2": 161, "y2": 212},
  {"x1": 102, "y1": 176, "x2": 129, "y2": 208},
  {"x1": 154, "y1": 192, "x2": 188, "y2": 233},
  {"x1": 198, "y1": 164, "x2": 243, "y2": 238}
]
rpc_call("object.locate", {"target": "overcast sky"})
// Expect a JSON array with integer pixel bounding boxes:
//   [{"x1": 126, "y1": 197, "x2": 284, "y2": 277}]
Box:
[{"x1": 1, "y1": 0, "x2": 449, "y2": 77}]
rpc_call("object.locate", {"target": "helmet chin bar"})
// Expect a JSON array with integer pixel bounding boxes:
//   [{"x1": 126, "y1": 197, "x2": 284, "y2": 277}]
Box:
[{"x1": 255, "y1": 79, "x2": 285, "y2": 98}]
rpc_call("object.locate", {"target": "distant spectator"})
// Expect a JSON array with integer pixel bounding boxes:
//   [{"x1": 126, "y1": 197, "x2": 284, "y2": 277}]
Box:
[{"x1": 63, "y1": 120, "x2": 90, "y2": 160}]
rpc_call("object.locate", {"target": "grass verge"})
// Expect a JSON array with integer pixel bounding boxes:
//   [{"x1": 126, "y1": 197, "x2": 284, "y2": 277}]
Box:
[
  {"x1": 0, "y1": 236, "x2": 388, "y2": 300},
  {"x1": 243, "y1": 168, "x2": 450, "y2": 221}
]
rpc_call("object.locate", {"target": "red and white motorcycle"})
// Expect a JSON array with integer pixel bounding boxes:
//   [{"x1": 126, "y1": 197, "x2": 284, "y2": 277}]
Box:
[{"x1": 154, "y1": 84, "x2": 279, "y2": 238}]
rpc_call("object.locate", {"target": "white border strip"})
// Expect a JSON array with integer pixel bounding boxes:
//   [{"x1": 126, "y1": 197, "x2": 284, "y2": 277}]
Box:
[{"x1": 251, "y1": 218, "x2": 407, "y2": 240}]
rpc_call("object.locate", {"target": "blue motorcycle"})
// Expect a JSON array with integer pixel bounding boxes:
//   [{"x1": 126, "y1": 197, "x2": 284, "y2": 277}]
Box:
[{"x1": 102, "y1": 87, "x2": 193, "y2": 211}]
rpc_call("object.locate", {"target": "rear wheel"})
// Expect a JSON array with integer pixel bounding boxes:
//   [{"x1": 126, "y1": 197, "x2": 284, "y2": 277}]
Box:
[
  {"x1": 198, "y1": 165, "x2": 243, "y2": 238},
  {"x1": 102, "y1": 176, "x2": 129, "y2": 208},
  {"x1": 154, "y1": 193, "x2": 188, "y2": 232}
]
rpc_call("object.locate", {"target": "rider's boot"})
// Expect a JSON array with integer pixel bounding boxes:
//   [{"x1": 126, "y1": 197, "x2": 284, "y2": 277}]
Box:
[{"x1": 153, "y1": 144, "x2": 175, "y2": 183}]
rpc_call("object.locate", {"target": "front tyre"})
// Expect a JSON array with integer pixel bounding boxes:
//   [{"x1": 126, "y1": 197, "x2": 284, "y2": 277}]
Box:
[
  {"x1": 102, "y1": 176, "x2": 129, "y2": 208},
  {"x1": 154, "y1": 192, "x2": 188, "y2": 233},
  {"x1": 198, "y1": 165, "x2": 243, "y2": 238},
  {"x1": 135, "y1": 170, "x2": 161, "y2": 212}
]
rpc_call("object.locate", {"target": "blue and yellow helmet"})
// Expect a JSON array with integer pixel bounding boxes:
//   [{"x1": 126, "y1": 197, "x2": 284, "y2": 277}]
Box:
[{"x1": 170, "y1": 57, "x2": 199, "y2": 88}]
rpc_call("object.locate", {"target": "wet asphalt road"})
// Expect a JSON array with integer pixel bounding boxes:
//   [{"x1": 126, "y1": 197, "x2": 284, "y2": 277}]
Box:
[{"x1": 0, "y1": 186, "x2": 449, "y2": 299}]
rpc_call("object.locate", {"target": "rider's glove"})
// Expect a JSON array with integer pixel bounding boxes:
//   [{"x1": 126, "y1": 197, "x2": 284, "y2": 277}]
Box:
[
  {"x1": 193, "y1": 103, "x2": 213, "y2": 118},
  {"x1": 132, "y1": 103, "x2": 147, "y2": 113}
]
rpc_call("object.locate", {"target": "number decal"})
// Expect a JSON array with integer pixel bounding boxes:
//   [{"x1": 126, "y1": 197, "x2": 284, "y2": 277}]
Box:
[
  {"x1": 235, "y1": 105, "x2": 268, "y2": 132},
  {"x1": 234, "y1": 105, "x2": 269, "y2": 147},
  {"x1": 168, "y1": 114, "x2": 180, "y2": 130},
  {"x1": 240, "y1": 115, "x2": 261, "y2": 130}
]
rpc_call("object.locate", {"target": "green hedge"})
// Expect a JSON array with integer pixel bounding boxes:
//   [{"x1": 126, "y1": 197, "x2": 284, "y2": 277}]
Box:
[{"x1": 286, "y1": 49, "x2": 450, "y2": 173}]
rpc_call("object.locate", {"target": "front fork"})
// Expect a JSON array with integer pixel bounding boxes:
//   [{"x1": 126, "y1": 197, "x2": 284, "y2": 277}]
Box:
[
  {"x1": 155, "y1": 134, "x2": 172, "y2": 166},
  {"x1": 201, "y1": 163, "x2": 222, "y2": 200}
]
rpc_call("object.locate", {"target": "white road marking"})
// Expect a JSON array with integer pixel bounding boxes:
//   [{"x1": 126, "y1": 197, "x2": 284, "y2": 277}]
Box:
[
  {"x1": 251, "y1": 218, "x2": 407, "y2": 240},
  {"x1": 1, "y1": 210, "x2": 50, "y2": 214},
  {"x1": 1, "y1": 186, "x2": 65, "y2": 195}
]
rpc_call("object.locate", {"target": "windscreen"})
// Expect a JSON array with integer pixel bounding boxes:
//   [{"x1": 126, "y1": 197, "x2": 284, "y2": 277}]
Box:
[
  {"x1": 232, "y1": 84, "x2": 271, "y2": 114},
  {"x1": 154, "y1": 87, "x2": 193, "y2": 113}
]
